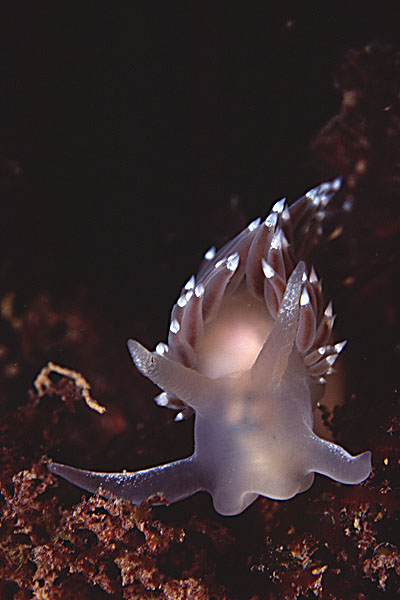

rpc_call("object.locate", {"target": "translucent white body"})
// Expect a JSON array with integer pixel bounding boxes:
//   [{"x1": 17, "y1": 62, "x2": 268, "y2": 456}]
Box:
[{"x1": 49, "y1": 179, "x2": 372, "y2": 515}]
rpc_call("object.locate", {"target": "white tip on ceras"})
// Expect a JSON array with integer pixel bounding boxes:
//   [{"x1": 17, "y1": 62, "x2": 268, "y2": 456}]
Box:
[
  {"x1": 184, "y1": 275, "x2": 195, "y2": 290},
  {"x1": 154, "y1": 392, "x2": 170, "y2": 406},
  {"x1": 261, "y1": 260, "x2": 275, "y2": 280},
  {"x1": 324, "y1": 301, "x2": 333, "y2": 317},
  {"x1": 264, "y1": 212, "x2": 278, "y2": 229},
  {"x1": 204, "y1": 246, "x2": 216, "y2": 260},
  {"x1": 272, "y1": 197, "x2": 286, "y2": 213},
  {"x1": 155, "y1": 342, "x2": 169, "y2": 356},
  {"x1": 309, "y1": 266, "x2": 318, "y2": 284},
  {"x1": 334, "y1": 340, "x2": 347, "y2": 354},
  {"x1": 248, "y1": 217, "x2": 261, "y2": 231},
  {"x1": 169, "y1": 319, "x2": 180, "y2": 334},
  {"x1": 127, "y1": 339, "x2": 216, "y2": 414},
  {"x1": 332, "y1": 176, "x2": 342, "y2": 191}
]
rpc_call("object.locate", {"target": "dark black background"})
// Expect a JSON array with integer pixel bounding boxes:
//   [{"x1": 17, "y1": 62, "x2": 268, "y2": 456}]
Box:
[{"x1": 0, "y1": 2, "x2": 398, "y2": 346}]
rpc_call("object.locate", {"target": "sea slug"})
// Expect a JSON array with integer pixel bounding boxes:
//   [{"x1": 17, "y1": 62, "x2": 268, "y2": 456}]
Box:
[{"x1": 49, "y1": 178, "x2": 372, "y2": 515}]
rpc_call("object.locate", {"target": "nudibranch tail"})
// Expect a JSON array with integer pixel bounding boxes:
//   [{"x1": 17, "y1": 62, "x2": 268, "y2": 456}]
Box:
[{"x1": 48, "y1": 455, "x2": 204, "y2": 504}]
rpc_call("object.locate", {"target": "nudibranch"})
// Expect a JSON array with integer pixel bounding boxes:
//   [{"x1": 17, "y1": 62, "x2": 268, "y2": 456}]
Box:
[{"x1": 49, "y1": 178, "x2": 372, "y2": 515}]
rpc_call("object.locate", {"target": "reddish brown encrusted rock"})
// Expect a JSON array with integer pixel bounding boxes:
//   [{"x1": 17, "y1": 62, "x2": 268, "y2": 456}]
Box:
[
  {"x1": 0, "y1": 458, "x2": 233, "y2": 599},
  {"x1": 312, "y1": 43, "x2": 400, "y2": 196}
]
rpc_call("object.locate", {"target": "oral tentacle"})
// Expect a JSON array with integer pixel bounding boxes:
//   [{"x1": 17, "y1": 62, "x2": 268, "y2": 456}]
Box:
[
  {"x1": 306, "y1": 435, "x2": 372, "y2": 484},
  {"x1": 48, "y1": 455, "x2": 204, "y2": 504}
]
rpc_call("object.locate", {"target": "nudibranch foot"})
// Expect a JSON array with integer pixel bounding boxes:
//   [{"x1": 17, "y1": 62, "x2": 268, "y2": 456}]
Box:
[
  {"x1": 212, "y1": 491, "x2": 259, "y2": 517},
  {"x1": 48, "y1": 178, "x2": 372, "y2": 515}
]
